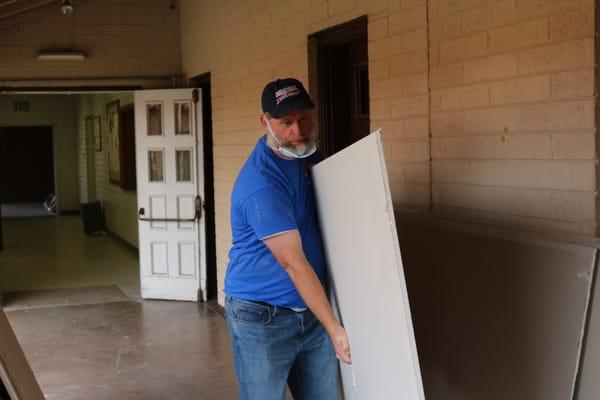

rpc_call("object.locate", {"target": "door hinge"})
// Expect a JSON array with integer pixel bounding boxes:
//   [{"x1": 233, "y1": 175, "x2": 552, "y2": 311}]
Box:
[{"x1": 192, "y1": 89, "x2": 200, "y2": 104}]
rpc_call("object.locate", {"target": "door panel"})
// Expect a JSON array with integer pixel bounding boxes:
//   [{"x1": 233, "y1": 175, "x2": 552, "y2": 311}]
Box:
[{"x1": 135, "y1": 89, "x2": 206, "y2": 301}]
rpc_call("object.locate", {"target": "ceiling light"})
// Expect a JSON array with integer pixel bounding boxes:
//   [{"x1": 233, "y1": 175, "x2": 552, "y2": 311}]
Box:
[{"x1": 36, "y1": 50, "x2": 86, "y2": 61}]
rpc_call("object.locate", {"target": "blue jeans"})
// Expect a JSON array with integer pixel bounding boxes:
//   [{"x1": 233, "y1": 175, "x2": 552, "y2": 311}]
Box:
[{"x1": 225, "y1": 296, "x2": 339, "y2": 400}]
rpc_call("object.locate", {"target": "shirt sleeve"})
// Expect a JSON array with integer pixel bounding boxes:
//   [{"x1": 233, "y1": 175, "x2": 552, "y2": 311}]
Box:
[{"x1": 242, "y1": 187, "x2": 298, "y2": 240}]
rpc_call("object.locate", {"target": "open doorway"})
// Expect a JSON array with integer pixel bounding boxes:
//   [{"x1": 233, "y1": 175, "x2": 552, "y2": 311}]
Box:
[
  {"x1": 308, "y1": 16, "x2": 370, "y2": 156},
  {"x1": 0, "y1": 92, "x2": 141, "y2": 307},
  {"x1": 0, "y1": 126, "x2": 56, "y2": 218},
  {"x1": 1, "y1": 88, "x2": 215, "y2": 305}
]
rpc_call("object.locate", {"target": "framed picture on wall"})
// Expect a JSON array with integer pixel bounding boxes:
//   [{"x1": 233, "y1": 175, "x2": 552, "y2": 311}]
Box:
[
  {"x1": 106, "y1": 99, "x2": 120, "y2": 184},
  {"x1": 86, "y1": 115, "x2": 102, "y2": 152},
  {"x1": 92, "y1": 116, "x2": 102, "y2": 152}
]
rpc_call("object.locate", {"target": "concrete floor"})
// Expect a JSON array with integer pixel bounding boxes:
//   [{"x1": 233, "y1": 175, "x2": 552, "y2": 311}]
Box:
[
  {"x1": 0, "y1": 216, "x2": 239, "y2": 399},
  {"x1": 7, "y1": 301, "x2": 238, "y2": 400}
]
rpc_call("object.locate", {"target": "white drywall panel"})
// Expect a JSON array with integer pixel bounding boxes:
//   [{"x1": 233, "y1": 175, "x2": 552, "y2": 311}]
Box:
[
  {"x1": 0, "y1": 307, "x2": 44, "y2": 400},
  {"x1": 312, "y1": 131, "x2": 424, "y2": 400}
]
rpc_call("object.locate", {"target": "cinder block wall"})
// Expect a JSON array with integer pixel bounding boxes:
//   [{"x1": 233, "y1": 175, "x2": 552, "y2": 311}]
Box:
[
  {"x1": 429, "y1": 0, "x2": 596, "y2": 235},
  {"x1": 0, "y1": 95, "x2": 78, "y2": 212},
  {"x1": 368, "y1": 4, "x2": 431, "y2": 209},
  {"x1": 180, "y1": 0, "x2": 430, "y2": 304},
  {"x1": 0, "y1": 0, "x2": 181, "y2": 80},
  {"x1": 76, "y1": 93, "x2": 138, "y2": 247},
  {"x1": 180, "y1": 0, "x2": 597, "y2": 304}
]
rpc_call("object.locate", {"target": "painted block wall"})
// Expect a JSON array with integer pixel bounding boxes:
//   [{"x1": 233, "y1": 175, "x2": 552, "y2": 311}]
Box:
[
  {"x1": 0, "y1": 0, "x2": 181, "y2": 81},
  {"x1": 179, "y1": 0, "x2": 432, "y2": 305},
  {"x1": 76, "y1": 93, "x2": 138, "y2": 248},
  {"x1": 179, "y1": 0, "x2": 597, "y2": 304},
  {"x1": 0, "y1": 95, "x2": 78, "y2": 212},
  {"x1": 428, "y1": 0, "x2": 596, "y2": 235}
]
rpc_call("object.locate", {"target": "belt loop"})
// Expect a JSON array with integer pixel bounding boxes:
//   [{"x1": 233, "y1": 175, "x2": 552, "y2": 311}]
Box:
[{"x1": 272, "y1": 305, "x2": 278, "y2": 317}]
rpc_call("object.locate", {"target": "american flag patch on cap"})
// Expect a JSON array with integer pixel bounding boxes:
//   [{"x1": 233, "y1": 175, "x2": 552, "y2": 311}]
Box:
[{"x1": 275, "y1": 85, "x2": 301, "y2": 105}]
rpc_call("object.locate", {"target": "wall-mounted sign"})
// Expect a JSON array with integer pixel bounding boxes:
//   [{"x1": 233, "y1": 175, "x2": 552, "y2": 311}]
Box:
[{"x1": 13, "y1": 101, "x2": 30, "y2": 112}]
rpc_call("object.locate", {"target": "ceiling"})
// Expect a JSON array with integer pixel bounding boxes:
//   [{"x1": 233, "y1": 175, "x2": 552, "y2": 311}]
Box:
[{"x1": 0, "y1": 0, "x2": 82, "y2": 31}]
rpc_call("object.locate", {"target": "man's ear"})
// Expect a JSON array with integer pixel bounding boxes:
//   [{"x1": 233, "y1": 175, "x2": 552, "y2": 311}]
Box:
[{"x1": 259, "y1": 114, "x2": 268, "y2": 130}]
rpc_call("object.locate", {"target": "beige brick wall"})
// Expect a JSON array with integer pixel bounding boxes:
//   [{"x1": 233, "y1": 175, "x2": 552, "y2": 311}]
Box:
[
  {"x1": 179, "y1": 0, "x2": 597, "y2": 304},
  {"x1": 76, "y1": 93, "x2": 138, "y2": 247},
  {"x1": 429, "y1": 0, "x2": 597, "y2": 235},
  {"x1": 180, "y1": 0, "x2": 431, "y2": 304},
  {"x1": 0, "y1": 95, "x2": 78, "y2": 211},
  {"x1": 0, "y1": 0, "x2": 181, "y2": 80}
]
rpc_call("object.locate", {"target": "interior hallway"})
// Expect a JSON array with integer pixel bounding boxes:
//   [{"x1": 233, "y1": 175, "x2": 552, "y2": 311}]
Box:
[{"x1": 0, "y1": 217, "x2": 239, "y2": 399}]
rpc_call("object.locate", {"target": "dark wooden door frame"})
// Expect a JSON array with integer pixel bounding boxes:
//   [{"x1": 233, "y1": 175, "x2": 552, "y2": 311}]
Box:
[
  {"x1": 189, "y1": 73, "x2": 218, "y2": 302},
  {"x1": 308, "y1": 15, "x2": 368, "y2": 157},
  {"x1": 118, "y1": 104, "x2": 137, "y2": 191}
]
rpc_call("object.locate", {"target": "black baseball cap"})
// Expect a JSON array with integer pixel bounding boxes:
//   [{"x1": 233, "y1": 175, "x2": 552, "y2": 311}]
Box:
[{"x1": 261, "y1": 78, "x2": 315, "y2": 118}]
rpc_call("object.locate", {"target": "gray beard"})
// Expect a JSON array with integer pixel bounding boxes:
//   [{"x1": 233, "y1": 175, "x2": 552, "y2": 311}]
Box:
[{"x1": 266, "y1": 132, "x2": 309, "y2": 153}]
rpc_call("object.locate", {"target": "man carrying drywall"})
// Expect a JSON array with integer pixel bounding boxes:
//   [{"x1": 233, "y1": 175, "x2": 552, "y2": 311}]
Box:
[{"x1": 224, "y1": 78, "x2": 351, "y2": 400}]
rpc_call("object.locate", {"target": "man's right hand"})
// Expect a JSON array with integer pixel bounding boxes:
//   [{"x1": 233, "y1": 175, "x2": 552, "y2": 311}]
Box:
[
  {"x1": 263, "y1": 230, "x2": 352, "y2": 364},
  {"x1": 329, "y1": 324, "x2": 352, "y2": 364}
]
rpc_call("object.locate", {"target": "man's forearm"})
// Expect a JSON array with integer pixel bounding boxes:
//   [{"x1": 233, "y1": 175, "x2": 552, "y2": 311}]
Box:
[
  {"x1": 285, "y1": 259, "x2": 339, "y2": 334},
  {"x1": 263, "y1": 230, "x2": 352, "y2": 363}
]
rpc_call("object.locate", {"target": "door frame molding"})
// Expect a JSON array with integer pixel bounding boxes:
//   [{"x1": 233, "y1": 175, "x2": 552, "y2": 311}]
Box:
[
  {"x1": 308, "y1": 15, "x2": 368, "y2": 156},
  {"x1": 189, "y1": 72, "x2": 218, "y2": 302}
]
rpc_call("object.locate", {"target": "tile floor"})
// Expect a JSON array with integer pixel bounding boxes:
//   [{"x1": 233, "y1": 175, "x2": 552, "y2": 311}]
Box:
[
  {"x1": 0, "y1": 216, "x2": 239, "y2": 399},
  {"x1": 0, "y1": 216, "x2": 140, "y2": 297}
]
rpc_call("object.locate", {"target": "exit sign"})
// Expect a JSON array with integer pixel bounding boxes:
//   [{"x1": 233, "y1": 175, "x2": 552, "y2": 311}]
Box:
[{"x1": 13, "y1": 101, "x2": 30, "y2": 112}]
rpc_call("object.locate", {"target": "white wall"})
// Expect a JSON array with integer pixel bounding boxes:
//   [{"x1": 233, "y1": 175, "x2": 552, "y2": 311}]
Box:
[{"x1": 77, "y1": 93, "x2": 138, "y2": 247}]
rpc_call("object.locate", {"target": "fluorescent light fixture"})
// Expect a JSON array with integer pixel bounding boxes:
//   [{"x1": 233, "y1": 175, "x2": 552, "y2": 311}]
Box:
[{"x1": 36, "y1": 51, "x2": 86, "y2": 61}]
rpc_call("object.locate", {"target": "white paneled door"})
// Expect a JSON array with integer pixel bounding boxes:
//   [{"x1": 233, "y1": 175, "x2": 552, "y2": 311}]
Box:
[{"x1": 135, "y1": 89, "x2": 206, "y2": 301}]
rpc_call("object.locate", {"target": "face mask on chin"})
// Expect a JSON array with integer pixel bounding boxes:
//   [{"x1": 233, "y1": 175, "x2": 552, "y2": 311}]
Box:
[{"x1": 264, "y1": 115, "x2": 317, "y2": 159}]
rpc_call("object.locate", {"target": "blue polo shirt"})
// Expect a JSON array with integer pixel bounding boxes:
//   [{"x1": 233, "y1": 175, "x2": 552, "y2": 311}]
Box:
[{"x1": 224, "y1": 136, "x2": 325, "y2": 308}]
